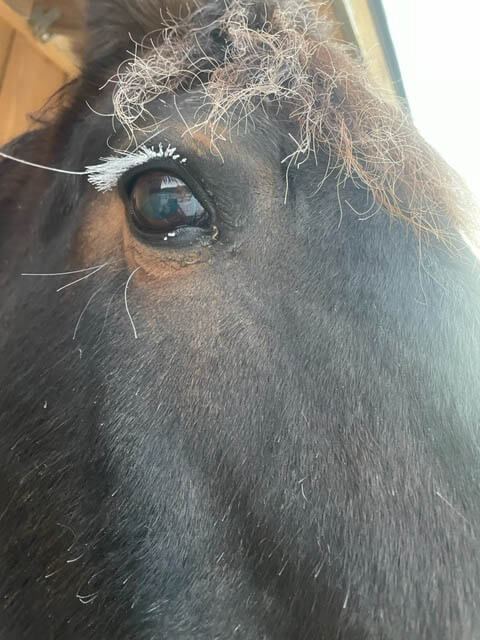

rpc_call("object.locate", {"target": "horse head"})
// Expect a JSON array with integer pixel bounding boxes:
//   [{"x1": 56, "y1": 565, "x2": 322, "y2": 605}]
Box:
[{"x1": 1, "y1": 1, "x2": 479, "y2": 638}]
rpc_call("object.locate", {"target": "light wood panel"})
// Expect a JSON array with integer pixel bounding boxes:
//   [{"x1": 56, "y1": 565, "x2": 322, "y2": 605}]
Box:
[
  {"x1": 0, "y1": 0, "x2": 79, "y2": 76},
  {"x1": 0, "y1": 20, "x2": 14, "y2": 82},
  {"x1": 0, "y1": 31, "x2": 66, "y2": 144},
  {"x1": 0, "y1": 0, "x2": 78, "y2": 145}
]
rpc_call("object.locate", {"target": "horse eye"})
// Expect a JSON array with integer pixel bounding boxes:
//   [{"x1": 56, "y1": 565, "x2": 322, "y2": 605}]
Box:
[{"x1": 128, "y1": 170, "x2": 208, "y2": 234}]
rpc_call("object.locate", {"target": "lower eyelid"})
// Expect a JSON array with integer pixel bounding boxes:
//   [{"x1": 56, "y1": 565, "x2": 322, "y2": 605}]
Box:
[{"x1": 128, "y1": 223, "x2": 215, "y2": 249}]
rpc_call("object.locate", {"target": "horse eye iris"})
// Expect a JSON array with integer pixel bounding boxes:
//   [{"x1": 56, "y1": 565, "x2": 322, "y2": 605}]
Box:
[{"x1": 129, "y1": 171, "x2": 207, "y2": 233}]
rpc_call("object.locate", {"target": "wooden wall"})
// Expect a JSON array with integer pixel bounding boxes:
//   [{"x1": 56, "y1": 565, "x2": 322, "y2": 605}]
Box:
[{"x1": 0, "y1": 0, "x2": 78, "y2": 145}]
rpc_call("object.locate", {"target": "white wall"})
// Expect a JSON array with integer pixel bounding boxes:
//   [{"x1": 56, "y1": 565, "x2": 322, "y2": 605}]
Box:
[{"x1": 382, "y1": 0, "x2": 480, "y2": 204}]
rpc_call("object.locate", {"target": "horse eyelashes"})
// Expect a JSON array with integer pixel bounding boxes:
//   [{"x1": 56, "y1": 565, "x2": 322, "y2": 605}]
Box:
[{"x1": 85, "y1": 144, "x2": 188, "y2": 193}]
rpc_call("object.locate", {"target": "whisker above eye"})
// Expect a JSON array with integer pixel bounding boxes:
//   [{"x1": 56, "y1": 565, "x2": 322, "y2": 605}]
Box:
[{"x1": 0, "y1": 151, "x2": 87, "y2": 176}]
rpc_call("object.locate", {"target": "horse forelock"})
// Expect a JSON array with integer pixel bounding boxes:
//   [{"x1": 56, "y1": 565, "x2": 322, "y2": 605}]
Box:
[{"x1": 88, "y1": 0, "x2": 478, "y2": 248}]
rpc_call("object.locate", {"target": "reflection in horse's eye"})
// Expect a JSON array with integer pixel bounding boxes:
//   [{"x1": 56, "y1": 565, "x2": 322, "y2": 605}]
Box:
[{"x1": 129, "y1": 170, "x2": 208, "y2": 234}]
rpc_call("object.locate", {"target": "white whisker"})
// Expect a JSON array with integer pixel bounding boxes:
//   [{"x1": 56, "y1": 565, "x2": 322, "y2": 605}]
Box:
[
  {"x1": 0, "y1": 151, "x2": 86, "y2": 176},
  {"x1": 124, "y1": 267, "x2": 141, "y2": 339},
  {"x1": 22, "y1": 264, "x2": 108, "y2": 277},
  {"x1": 94, "y1": 280, "x2": 127, "y2": 345},
  {"x1": 73, "y1": 286, "x2": 105, "y2": 341},
  {"x1": 56, "y1": 264, "x2": 108, "y2": 293}
]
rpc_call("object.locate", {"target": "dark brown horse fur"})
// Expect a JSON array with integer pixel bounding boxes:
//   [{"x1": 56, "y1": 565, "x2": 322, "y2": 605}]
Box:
[{"x1": 0, "y1": 1, "x2": 479, "y2": 638}]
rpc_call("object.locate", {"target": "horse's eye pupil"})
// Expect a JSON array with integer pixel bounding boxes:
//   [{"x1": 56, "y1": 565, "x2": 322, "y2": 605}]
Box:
[{"x1": 130, "y1": 171, "x2": 207, "y2": 233}]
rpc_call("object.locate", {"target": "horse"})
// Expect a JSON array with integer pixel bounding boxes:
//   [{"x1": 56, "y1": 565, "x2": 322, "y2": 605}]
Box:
[{"x1": 1, "y1": 1, "x2": 479, "y2": 638}]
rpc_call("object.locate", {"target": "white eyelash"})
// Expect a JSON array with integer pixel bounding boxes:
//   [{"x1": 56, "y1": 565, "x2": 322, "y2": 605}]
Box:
[{"x1": 85, "y1": 144, "x2": 187, "y2": 193}]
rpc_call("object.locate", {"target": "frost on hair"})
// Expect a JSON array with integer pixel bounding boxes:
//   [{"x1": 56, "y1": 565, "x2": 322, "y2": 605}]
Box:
[
  {"x1": 104, "y1": 0, "x2": 477, "y2": 245},
  {"x1": 86, "y1": 144, "x2": 187, "y2": 192}
]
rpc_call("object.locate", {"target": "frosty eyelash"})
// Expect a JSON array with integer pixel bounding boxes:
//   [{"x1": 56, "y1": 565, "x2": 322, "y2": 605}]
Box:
[
  {"x1": 86, "y1": 144, "x2": 188, "y2": 192},
  {"x1": 0, "y1": 143, "x2": 187, "y2": 194}
]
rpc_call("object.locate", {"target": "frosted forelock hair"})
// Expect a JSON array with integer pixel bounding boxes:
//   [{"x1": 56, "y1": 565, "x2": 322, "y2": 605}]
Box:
[{"x1": 106, "y1": 0, "x2": 478, "y2": 245}]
